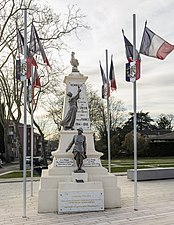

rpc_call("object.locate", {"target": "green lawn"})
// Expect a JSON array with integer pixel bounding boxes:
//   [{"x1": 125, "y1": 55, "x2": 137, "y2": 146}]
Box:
[
  {"x1": 1, "y1": 157, "x2": 174, "y2": 178},
  {"x1": 0, "y1": 170, "x2": 40, "y2": 179},
  {"x1": 101, "y1": 156, "x2": 174, "y2": 173}
]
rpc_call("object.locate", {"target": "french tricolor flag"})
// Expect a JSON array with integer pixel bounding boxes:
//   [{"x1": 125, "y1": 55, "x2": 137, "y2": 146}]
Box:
[
  {"x1": 109, "y1": 56, "x2": 117, "y2": 91},
  {"x1": 140, "y1": 24, "x2": 174, "y2": 60}
]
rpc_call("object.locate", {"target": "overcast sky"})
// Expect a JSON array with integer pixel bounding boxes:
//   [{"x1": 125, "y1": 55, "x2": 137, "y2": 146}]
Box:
[{"x1": 46, "y1": 0, "x2": 174, "y2": 119}]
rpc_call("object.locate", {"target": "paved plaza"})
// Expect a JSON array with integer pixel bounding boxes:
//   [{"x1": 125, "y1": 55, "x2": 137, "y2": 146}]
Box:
[{"x1": 0, "y1": 175, "x2": 174, "y2": 225}]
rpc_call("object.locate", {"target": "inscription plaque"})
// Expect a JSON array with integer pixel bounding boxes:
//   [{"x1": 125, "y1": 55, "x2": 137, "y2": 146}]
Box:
[
  {"x1": 83, "y1": 158, "x2": 101, "y2": 167},
  {"x1": 55, "y1": 158, "x2": 74, "y2": 167},
  {"x1": 58, "y1": 191, "x2": 104, "y2": 213}
]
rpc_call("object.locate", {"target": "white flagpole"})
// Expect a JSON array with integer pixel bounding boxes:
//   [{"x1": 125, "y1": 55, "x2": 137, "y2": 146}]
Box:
[
  {"x1": 31, "y1": 70, "x2": 34, "y2": 197},
  {"x1": 106, "y1": 49, "x2": 111, "y2": 173},
  {"x1": 23, "y1": 7, "x2": 27, "y2": 218},
  {"x1": 133, "y1": 14, "x2": 138, "y2": 211}
]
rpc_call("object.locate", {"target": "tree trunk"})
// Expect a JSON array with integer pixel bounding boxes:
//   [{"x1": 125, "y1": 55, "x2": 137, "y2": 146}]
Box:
[
  {"x1": 33, "y1": 119, "x2": 48, "y2": 166},
  {"x1": 40, "y1": 132, "x2": 48, "y2": 166},
  {"x1": 13, "y1": 121, "x2": 23, "y2": 170},
  {"x1": 4, "y1": 126, "x2": 11, "y2": 163}
]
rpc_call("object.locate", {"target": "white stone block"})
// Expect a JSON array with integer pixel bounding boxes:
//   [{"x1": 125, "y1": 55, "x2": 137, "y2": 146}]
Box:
[
  {"x1": 58, "y1": 181, "x2": 104, "y2": 213},
  {"x1": 39, "y1": 176, "x2": 72, "y2": 189},
  {"x1": 71, "y1": 172, "x2": 88, "y2": 182},
  {"x1": 104, "y1": 187, "x2": 121, "y2": 208},
  {"x1": 127, "y1": 167, "x2": 174, "y2": 181},
  {"x1": 58, "y1": 181, "x2": 102, "y2": 190},
  {"x1": 38, "y1": 189, "x2": 57, "y2": 213},
  {"x1": 88, "y1": 174, "x2": 121, "y2": 208},
  {"x1": 89, "y1": 174, "x2": 118, "y2": 187}
]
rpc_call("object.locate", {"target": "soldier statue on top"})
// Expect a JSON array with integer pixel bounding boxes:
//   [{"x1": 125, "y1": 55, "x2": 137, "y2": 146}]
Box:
[{"x1": 70, "y1": 52, "x2": 79, "y2": 72}]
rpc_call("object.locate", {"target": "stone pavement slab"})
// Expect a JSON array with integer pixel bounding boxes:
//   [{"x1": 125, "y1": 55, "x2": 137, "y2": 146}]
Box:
[{"x1": 0, "y1": 176, "x2": 174, "y2": 225}]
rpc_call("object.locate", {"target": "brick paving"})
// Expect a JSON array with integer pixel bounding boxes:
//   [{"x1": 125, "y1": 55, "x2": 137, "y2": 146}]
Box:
[{"x1": 0, "y1": 176, "x2": 174, "y2": 225}]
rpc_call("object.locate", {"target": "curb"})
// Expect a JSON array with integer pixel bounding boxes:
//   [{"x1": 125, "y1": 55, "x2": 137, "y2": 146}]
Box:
[{"x1": 0, "y1": 177, "x2": 40, "y2": 183}]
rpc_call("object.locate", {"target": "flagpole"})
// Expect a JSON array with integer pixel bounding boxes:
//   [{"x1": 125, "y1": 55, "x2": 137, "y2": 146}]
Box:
[
  {"x1": 106, "y1": 49, "x2": 111, "y2": 173},
  {"x1": 31, "y1": 70, "x2": 34, "y2": 197},
  {"x1": 133, "y1": 14, "x2": 138, "y2": 211},
  {"x1": 23, "y1": 7, "x2": 27, "y2": 218}
]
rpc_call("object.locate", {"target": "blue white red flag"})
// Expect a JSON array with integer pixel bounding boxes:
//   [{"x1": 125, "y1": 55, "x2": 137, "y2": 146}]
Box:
[
  {"x1": 109, "y1": 56, "x2": 117, "y2": 91},
  {"x1": 99, "y1": 61, "x2": 109, "y2": 99},
  {"x1": 29, "y1": 23, "x2": 50, "y2": 67},
  {"x1": 122, "y1": 30, "x2": 141, "y2": 82},
  {"x1": 140, "y1": 23, "x2": 174, "y2": 60}
]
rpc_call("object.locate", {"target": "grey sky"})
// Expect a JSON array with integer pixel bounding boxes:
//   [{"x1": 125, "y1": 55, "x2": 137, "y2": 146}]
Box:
[{"x1": 47, "y1": 0, "x2": 174, "y2": 118}]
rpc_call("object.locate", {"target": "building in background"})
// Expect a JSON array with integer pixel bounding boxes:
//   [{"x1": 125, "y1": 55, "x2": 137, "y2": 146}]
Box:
[{"x1": 7, "y1": 122, "x2": 42, "y2": 161}]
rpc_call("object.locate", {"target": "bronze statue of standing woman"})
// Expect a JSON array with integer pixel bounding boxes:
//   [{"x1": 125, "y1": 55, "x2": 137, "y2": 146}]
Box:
[{"x1": 60, "y1": 86, "x2": 81, "y2": 130}]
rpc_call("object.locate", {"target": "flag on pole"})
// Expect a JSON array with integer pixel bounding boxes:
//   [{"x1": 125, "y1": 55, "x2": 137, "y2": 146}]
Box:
[
  {"x1": 27, "y1": 79, "x2": 32, "y2": 102},
  {"x1": 27, "y1": 67, "x2": 41, "y2": 103},
  {"x1": 17, "y1": 28, "x2": 37, "y2": 80},
  {"x1": 29, "y1": 68, "x2": 41, "y2": 104},
  {"x1": 26, "y1": 56, "x2": 38, "y2": 79},
  {"x1": 100, "y1": 60, "x2": 107, "y2": 84},
  {"x1": 109, "y1": 55, "x2": 117, "y2": 91},
  {"x1": 16, "y1": 29, "x2": 24, "y2": 80},
  {"x1": 140, "y1": 22, "x2": 174, "y2": 60},
  {"x1": 29, "y1": 23, "x2": 50, "y2": 67},
  {"x1": 16, "y1": 59, "x2": 21, "y2": 80},
  {"x1": 26, "y1": 57, "x2": 33, "y2": 79},
  {"x1": 99, "y1": 61, "x2": 109, "y2": 99},
  {"x1": 33, "y1": 67, "x2": 41, "y2": 88},
  {"x1": 122, "y1": 30, "x2": 141, "y2": 81},
  {"x1": 17, "y1": 29, "x2": 24, "y2": 55}
]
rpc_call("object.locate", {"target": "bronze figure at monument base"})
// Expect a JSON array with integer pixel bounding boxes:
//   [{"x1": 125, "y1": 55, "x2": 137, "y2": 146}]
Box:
[{"x1": 66, "y1": 127, "x2": 87, "y2": 172}]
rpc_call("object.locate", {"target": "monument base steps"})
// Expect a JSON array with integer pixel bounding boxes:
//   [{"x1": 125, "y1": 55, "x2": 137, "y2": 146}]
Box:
[{"x1": 38, "y1": 171, "x2": 121, "y2": 213}]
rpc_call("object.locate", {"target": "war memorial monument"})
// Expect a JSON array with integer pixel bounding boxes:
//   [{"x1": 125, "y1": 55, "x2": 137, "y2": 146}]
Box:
[{"x1": 38, "y1": 52, "x2": 121, "y2": 213}]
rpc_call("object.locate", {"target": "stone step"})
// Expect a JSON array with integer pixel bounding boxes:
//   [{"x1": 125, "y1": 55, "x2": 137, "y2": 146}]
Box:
[{"x1": 127, "y1": 167, "x2": 174, "y2": 181}]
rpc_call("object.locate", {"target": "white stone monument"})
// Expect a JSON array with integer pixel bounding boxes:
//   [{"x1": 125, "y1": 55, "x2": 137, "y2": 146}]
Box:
[{"x1": 38, "y1": 53, "x2": 121, "y2": 213}]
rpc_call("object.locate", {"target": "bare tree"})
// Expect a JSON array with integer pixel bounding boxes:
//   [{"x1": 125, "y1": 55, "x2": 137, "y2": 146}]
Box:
[
  {"x1": 0, "y1": 0, "x2": 89, "y2": 168},
  {"x1": 45, "y1": 91, "x2": 65, "y2": 132}
]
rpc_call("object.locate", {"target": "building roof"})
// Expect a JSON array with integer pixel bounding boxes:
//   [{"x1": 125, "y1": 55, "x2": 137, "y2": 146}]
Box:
[{"x1": 149, "y1": 132, "x2": 174, "y2": 140}]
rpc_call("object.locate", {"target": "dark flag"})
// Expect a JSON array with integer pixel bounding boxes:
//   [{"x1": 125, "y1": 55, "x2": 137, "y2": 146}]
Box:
[
  {"x1": 16, "y1": 59, "x2": 21, "y2": 80},
  {"x1": 99, "y1": 61, "x2": 109, "y2": 99},
  {"x1": 109, "y1": 55, "x2": 117, "y2": 91},
  {"x1": 17, "y1": 29, "x2": 24, "y2": 55},
  {"x1": 16, "y1": 29, "x2": 24, "y2": 80},
  {"x1": 29, "y1": 23, "x2": 50, "y2": 67},
  {"x1": 100, "y1": 61, "x2": 107, "y2": 84},
  {"x1": 122, "y1": 29, "x2": 141, "y2": 81}
]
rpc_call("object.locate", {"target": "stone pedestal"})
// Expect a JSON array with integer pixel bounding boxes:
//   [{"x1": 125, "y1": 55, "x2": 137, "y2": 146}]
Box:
[
  {"x1": 58, "y1": 173, "x2": 104, "y2": 213},
  {"x1": 38, "y1": 71, "x2": 121, "y2": 213}
]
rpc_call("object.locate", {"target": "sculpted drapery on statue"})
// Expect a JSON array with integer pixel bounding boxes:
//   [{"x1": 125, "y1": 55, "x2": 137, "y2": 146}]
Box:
[{"x1": 60, "y1": 86, "x2": 81, "y2": 130}]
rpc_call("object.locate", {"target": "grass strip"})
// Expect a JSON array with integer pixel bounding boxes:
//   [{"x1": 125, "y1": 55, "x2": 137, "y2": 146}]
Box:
[{"x1": 0, "y1": 171, "x2": 40, "y2": 179}]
